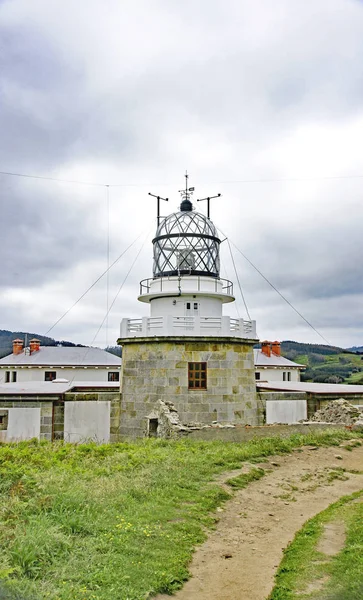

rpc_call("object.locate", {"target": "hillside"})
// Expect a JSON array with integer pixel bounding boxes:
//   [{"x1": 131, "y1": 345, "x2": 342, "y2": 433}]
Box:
[
  {"x1": 281, "y1": 341, "x2": 363, "y2": 384},
  {"x1": 0, "y1": 330, "x2": 121, "y2": 359},
  {"x1": 0, "y1": 330, "x2": 87, "y2": 359}
]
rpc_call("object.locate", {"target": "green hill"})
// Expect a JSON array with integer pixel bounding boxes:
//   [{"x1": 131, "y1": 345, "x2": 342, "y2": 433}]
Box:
[
  {"x1": 281, "y1": 341, "x2": 363, "y2": 384},
  {"x1": 0, "y1": 330, "x2": 82, "y2": 359}
]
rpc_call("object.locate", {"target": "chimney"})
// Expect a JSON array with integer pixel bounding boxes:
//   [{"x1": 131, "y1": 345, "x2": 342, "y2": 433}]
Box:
[
  {"x1": 29, "y1": 338, "x2": 41, "y2": 353},
  {"x1": 271, "y1": 341, "x2": 281, "y2": 356},
  {"x1": 261, "y1": 341, "x2": 271, "y2": 357},
  {"x1": 12, "y1": 339, "x2": 24, "y2": 355}
]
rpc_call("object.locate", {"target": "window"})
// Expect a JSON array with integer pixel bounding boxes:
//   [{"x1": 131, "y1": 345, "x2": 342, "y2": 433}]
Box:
[
  {"x1": 45, "y1": 371, "x2": 57, "y2": 381},
  {"x1": 255, "y1": 372, "x2": 261, "y2": 380},
  {"x1": 0, "y1": 410, "x2": 8, "y2": 431},
  {"x1": 12, "y1": 371, "x2": 17, "y2": 383},
  {"x1": 287, "y1": 372, "x2": 291, "y2": 382},
  {"x1": 193, "y1": 302, "x2": 198, "y2": 310},
  {"x1": 108, "y1": 371, "x2": 120, "y2": 382},
  {"x1": 188, "y1": 362, "x2": 207, "y2": 390},
  {"x1": 5, "y1": 371, "x2": 10, "y2": 383},
  {"x1": 283, "y1": 372, "x2": 286, "y2": 381}
]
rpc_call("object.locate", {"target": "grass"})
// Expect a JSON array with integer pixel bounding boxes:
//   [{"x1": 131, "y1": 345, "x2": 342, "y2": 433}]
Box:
[
  {"x1": 0, "y1": 430, "x2": 361, "y2": 600},
  {"x1": 226, "y1": 467, "x2": 265, "y2": 489},
  {"x1": 268, "y1": 491, "x2": 363, "y2": 600}
]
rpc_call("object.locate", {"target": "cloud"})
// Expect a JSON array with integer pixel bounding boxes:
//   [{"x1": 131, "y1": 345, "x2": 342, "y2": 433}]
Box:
[{"x1": 0, "y1": 0, "x2": 363, "y2": 347}]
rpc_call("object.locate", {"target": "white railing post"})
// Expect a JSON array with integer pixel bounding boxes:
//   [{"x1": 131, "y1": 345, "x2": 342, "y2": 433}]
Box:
[
  {"x1": 164, "y1": 315, "x2": 173, "y2": 335},
  {"x1": 251, "y1": 320, "x2": 257, "y2": 338},
  {"x1": 142, "y1": 317, "x2": 148, "y2": 336},
  {"x1": 120, "y1": 319, "x2": 129, "y2": 337},
  {"x1": 221, "y1": 316, "x2": 231, "y2": 336}
]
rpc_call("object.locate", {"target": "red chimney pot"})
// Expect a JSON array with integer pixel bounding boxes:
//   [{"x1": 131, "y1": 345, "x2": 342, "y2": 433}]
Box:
[
  {"x1": 29, "y1": 338, "x2": 40, "y2": 353},
  {"x1": 271, "y1": 341, "x2": 281, "y2": 356},
  {"x1": 261, "y1": 341, "x2": 271, "y2": 357},
  {"x1": 12, "y1": 339, "x2": 24, "y2": 355}
]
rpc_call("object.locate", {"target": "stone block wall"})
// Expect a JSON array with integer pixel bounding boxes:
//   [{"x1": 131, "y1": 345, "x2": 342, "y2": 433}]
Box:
[{"x1": 118, "y1": 336, "x2": 259, "y2": 438}]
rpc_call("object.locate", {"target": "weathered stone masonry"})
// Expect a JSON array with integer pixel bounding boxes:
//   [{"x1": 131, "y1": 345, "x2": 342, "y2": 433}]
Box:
[{"x1": 118, "y1": 336, "x2": 261, "y2": 438}]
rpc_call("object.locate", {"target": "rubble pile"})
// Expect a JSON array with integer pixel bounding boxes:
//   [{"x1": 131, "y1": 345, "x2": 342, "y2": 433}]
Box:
[{"x1": 310, "y1": 398, "x2": 363, "y2": 425}]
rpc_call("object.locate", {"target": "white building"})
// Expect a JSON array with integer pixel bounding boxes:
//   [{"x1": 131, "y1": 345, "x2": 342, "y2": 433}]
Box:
[
  {"x1": 254, "y1": 341, "x2": 305, "y2": 382},
  {"x1": 0, "y1": 338, "x2": 121, "y2": 384}
]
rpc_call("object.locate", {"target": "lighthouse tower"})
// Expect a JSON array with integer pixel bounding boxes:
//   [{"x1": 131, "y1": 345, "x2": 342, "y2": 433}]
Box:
[{"x1": 118, "y1": 179, "x2": 260, "y2": 438}]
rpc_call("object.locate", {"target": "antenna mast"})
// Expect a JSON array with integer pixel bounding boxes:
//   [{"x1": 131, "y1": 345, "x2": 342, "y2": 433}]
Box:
[
  {"x1": 148, "y1": 192, "x2": 168, "y2": 225},
  {"x1": 196, "y1": 191, "x2": 221, "y2": 219}
]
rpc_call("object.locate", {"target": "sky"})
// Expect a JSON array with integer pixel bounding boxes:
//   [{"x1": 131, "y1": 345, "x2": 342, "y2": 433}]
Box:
[{"x1": 1, "y1": 0, "x2": 363, "y2": 349}]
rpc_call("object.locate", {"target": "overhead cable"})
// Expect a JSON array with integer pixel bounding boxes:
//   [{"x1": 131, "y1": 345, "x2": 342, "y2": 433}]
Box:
[
  {"x1": 226, "y1": 238, "x2": 251, "y2": 320},
  {"x1": 2, "y1": 169, "x2": 363, "y2": 189},
  {"x1": 230, "y1": 239, "x2": 331, "y2": 345},
  {"x1": 44, "y1": 231, "x2": 147, "y2": 336}
]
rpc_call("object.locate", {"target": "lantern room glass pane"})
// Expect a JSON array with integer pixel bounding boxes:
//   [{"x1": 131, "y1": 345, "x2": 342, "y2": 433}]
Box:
[{"x1": 153, "y1": 211, "x2": 220, "y2": 278}]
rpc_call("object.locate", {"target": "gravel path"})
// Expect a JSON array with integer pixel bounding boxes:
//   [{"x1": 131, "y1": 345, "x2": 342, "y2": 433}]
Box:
[{"x1": 156, "y1": 442, "x2": 363, "y2": 600}]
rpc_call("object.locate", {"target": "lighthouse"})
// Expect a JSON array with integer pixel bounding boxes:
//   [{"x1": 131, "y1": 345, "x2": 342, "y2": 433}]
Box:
[{"x1": 118, "y1": 178, "x2": 260, "y2": 438}]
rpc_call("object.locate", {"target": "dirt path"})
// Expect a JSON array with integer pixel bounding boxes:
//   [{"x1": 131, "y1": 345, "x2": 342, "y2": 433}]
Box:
[{"x1": 156, "y1": 442, "x2": 363, "y2": 600}]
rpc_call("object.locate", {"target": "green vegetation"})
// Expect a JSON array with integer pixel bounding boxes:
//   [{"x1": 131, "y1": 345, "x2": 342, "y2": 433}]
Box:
[
  {"x1": 281, "y1": 341, "x2": 363, "y2": 384},
  {"x1": 268, "y1": 491, "x2": 363, "y2": 600},
  {"x1": 226, "y1": 467, "x2": 265, "y2": 489},
  {"x1": 0, "y1": 431, "x2": 361, "y2": 600}
]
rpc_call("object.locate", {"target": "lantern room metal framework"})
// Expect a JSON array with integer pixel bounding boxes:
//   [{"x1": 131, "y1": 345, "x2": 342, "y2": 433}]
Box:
[
  {"x1": 152, "y1": 209, "x2": 221, "y2": 278},
  {"x1": 120, "y1": 177, "x2": 256, "y2": 339}
]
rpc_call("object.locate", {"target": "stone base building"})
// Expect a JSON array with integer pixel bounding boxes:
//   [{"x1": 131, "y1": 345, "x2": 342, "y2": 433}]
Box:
[{"x1": 119, "y1": 337, "x2": 259, "y2": 438}]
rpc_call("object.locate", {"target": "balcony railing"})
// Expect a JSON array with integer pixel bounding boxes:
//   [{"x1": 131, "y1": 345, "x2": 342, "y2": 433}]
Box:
[
  {"x1": 139, "y1": 276, "x2": 234, "y2": 296},
  {"x1": 120, "y1": 315, "x2": 256, "y2": 339}
]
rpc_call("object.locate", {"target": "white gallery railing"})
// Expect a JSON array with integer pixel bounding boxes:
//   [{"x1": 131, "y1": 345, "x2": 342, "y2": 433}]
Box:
[{"x1": 120, "y1": 316, "x2": 256, "y2": 339}]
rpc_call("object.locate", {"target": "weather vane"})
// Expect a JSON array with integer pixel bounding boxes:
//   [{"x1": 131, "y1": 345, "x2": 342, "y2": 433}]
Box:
[{"x1": 179, "y1": 170, "x2": 195, "y2": 203}]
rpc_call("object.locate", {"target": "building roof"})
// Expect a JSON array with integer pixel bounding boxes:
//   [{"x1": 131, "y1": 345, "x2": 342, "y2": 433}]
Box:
[
  {"x1": 0, "y1": 380, "x2": 120, "y2": 396},
  {"x1": 253, "y1": 349, "x2": 305, "y2": 369},
  {"x1": 257, "y1": 381, "x2": 363, "y2": 395},
  {"x1": 0, "y1": 346, "x2": 121, "y2": 367}
]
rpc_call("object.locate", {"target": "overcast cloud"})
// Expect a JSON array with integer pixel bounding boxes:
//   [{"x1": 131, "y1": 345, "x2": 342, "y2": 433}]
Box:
[{"x1": 1, "y1": 0, "x2": 363, "y2": 348}]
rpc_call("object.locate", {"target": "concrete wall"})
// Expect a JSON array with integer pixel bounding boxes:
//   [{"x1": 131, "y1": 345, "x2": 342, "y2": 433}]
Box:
[
  {"x1": 64, "y1": 401, "x2": 111, "y2": 443},
  {"x1": 186, "y1": 422, "x2": 348, "y2": 442},
  {"x1": 266, "y1": 400, "x2": 307, "y2": 424},
  {"x1": 0, "y1": 401, "x2": 53, "y2": 441},
  {"x1": 0, "y1": 408, "x2": 41, "y2": 441},
  {"x1": 119, "y1": 336, "x2": 260, "y2": 438}
]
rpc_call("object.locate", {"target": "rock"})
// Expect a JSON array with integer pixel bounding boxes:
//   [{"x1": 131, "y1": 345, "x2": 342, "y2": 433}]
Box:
[
  {"x1": 352, "y1": 420, "x2": 363, "y2": 432},
  {"x1": 307, "y1": 399, "x2": 363, "y2": 426}
]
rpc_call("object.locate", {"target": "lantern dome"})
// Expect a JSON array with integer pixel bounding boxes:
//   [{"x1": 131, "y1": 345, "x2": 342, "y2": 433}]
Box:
[{"x1": 152, "y1": 208, "x2": 221, "y2": 278}]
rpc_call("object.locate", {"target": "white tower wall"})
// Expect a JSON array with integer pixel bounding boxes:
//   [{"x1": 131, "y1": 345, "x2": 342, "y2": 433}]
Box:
[{"x1": 150, "y1": 295, "x2": 223, "y2": 318}]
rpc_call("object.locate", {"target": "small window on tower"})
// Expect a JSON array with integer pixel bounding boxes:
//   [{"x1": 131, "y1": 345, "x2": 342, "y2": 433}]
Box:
[
  {"x1": 193, "y1": 302, "x2": 198, "y2": 310},
  {"x1": 255, "y1": 372, "x2": 261, "y2": 380},
  {"x1": 186, "y1": 302, "x2": 191, "y2": 310},
  {"x1": 188, "y1": 362, "x2": 207, "y2": 390},
  {"x1": 5, "y1": 371, "x2": 10, "y2": 383},
  {"x1": 12, "y1": 372, "x2": 17, "y2": 383}
]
